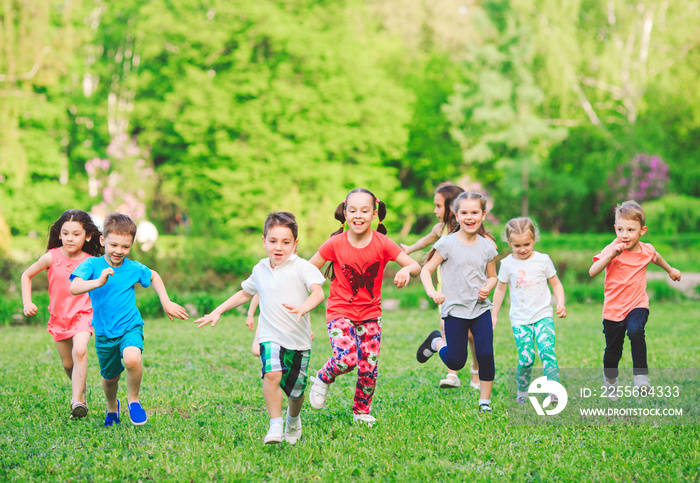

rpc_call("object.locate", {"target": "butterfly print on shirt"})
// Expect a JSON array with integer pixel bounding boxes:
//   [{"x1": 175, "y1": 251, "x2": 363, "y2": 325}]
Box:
[{"x1": 341, "y1": 261, "x2": 380, "y2": 303}]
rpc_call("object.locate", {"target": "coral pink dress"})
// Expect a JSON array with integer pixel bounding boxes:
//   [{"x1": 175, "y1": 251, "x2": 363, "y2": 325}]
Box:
[{"x1": 46, "y1": 248, "x2": 93, "y2": 341}]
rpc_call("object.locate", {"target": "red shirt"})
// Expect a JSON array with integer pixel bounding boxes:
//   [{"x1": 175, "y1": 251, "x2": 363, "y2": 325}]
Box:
[
  {"x1": 319, "y1": 230, "x2": 402, "y2": 322},
  {"x1": 593, "y1": 240, "x2": 657, "y2": 321}
]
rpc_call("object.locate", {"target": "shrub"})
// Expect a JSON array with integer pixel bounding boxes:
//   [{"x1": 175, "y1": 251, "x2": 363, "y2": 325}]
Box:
[{"x1": 644, "y1": 195, "x2": 700, "y2": 234}]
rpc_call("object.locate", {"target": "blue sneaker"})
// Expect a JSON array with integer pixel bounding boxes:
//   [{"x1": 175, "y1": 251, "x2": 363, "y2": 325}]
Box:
[
  {"x1": 104, "y1": 400, "x2": 121, "y2": 427},
  {"x1": 128, "y1": 401, "x2": 148, "y2": 426}
]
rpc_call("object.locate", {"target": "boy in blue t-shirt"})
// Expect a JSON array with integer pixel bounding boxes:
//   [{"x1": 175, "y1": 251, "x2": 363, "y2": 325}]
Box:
[{"x1": 71, "y1": 212, "x2": 188, "y2": 426}]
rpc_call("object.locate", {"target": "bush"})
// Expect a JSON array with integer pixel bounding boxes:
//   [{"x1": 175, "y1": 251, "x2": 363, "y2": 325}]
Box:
[{"x1": 644, "y1": 195, "x2": 700, "y2": 234}]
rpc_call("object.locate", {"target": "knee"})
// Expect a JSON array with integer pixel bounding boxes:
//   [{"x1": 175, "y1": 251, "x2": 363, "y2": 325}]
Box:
[
  {"x1": 62, "y1": 359, "x2": 74, "y2": 372},
  {"x1": 122, "y1": 351, "x2": 141, "y2": 370},
  {"x1": 72, "y1": 344, "x2": 87, "y2": 361},
  {"x1": 627, "y1": 326, "x2": 645, "y2": 341},
  {"x1": 444, "y1": 353, "x2": 467, "y2": 371},
  {"x1": 264, "y1": 371, "x2": 283, "y2": 384}
]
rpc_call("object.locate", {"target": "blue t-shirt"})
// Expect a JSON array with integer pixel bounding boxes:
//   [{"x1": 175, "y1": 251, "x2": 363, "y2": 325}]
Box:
[{"x1": 70, "y1": 256, "x2": 152, "y2": 338}]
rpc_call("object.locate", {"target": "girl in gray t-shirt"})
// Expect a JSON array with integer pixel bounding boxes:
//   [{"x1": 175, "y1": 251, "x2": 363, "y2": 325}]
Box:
[{"x1": 416, "y1": 192, "x2": 498, "y2": 413}]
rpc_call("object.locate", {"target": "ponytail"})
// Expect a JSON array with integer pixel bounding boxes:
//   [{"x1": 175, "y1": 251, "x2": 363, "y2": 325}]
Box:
[{"x1": 376, "y1": 200, "x2": 387, "y2": 235}]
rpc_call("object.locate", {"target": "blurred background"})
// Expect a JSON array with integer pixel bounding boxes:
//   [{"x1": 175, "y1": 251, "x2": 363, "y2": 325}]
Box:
[{"x1": 2, "y1": 0, "x2": 699, "y2": 319}]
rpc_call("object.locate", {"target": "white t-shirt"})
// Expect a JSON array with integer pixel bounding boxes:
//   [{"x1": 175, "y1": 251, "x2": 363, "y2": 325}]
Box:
[
  {"x1": 497, "y1": 252, "x2": 557, "y2": 326},
  {"x1": 241, "y1": 254, "x2": 325, "y2": 350}
]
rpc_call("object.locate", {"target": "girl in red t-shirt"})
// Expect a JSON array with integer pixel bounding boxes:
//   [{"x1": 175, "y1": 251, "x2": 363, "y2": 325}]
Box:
[
  {"x1": 307, "y1": 188, "x2": 420, "y2": 425},
  {"x1": 21, "y1": 209, "x2": 103, "y2": 419}
]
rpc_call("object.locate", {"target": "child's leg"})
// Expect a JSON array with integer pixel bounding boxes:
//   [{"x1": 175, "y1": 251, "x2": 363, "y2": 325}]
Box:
[
  {"x1": 625, "y1": 308, "x2": 649, "y2": 376},
  {"x1": 251, "y1": 327, "x2": 260, "y2": 356},
  {"x1": 102, "y1": 374, "x2": 121, "y2": 413},
  {"x1": 602, "y1": 319, "x2": 626, "y2": 381},
  {"x1": 470, "y1": 311, "x2": 495, "y2": 400},
  {"x1": 122, "y1": 346, "x2": 143, "y2": 404},
  {"x1": 55, "y1": 338, "x2": 74, "y2": 380},
  {"x1": 263, "y1": 371, "x2": 284, "y2": 419},
  {"x1": 533, "y1": 317, "x2": 559, "y2": 382},
  {"x1": 352, "y1": 319, "x2": 382, "y2": 415},
  {"x1": 70, "y1": 331, "x2": 92, "y2": 403},
  {"x1": 439, "y1": 316, "x2": 469, "y2": 371},
  {"x1": 468, "y1": 330, "x2": 480, "y2": 386},
  {"x1": 287, "y1": 395, "x2": 304, "y2": 418},
  {"x1": 317, "y1": 318, "x2": 358, "y2": 383},
  {"x1": 512, "y1": 324, "x2": 536, "y2": 394}
]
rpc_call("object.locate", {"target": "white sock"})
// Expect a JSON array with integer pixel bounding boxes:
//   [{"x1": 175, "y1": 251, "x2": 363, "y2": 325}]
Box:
[
  {"x1": 430, "y1": 336, "x2": 441, "y2": 351},
  {"x1": 479, "y1": 399, "x2": 491, "y2": 406},
  {"x1": 517, "y1": 390, "x2": 529, "y2": 399},
  {"x1": 286, "y1": 410, "x2": 299, "y2": 424},
  {"x1": 270, "y1": 417, "x2": 283, "y2": 427}
]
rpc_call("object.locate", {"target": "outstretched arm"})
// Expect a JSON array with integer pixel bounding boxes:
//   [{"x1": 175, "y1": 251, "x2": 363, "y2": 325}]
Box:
[
  {"x1": 283, "y1": 284, "x2": 325, "y2": 322},
  {"x1": 393, "y1": 251, "x2": 421, "y2": 288},
  {"x1": 195, "y1": 289, "x2": 254, "y2": 328},
  {"x1": 548, "y1": 274, "x2": 567, "y2": 318},
  {"x1": 653, "y1": 253, "x2": 681, "y2": 281},
  {"x1": 491, "y1": 281, "x2": 508, "y2": 329},
  {"x1": 21, "y1": 252, "x2": 52, "y2": 316},
  {"x1": 420, "y1": 252, "x2": 445, "y2": 304},
  {"x1": 401, "y1": 223, "x2": 443, "y2": 254},
  {"x1": 70, "y1": 268, "x2": 114, "y2": 295},
  {"x1": 151, "y1": 270, "x2": 188, "y2": 321}
]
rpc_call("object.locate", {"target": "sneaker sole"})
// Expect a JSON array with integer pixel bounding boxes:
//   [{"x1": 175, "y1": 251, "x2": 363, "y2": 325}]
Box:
[
  {"x1": 70, "y1": 403, "x2": 88, "y2": 419},
  {"x1": 264, "y1": 437, "x2": 283, "y2": 444}
]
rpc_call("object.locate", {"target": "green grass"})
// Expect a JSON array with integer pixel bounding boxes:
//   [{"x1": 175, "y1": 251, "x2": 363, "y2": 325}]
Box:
[{"x1": 1, "y1": 303, "x2": 699, "y2": 481}]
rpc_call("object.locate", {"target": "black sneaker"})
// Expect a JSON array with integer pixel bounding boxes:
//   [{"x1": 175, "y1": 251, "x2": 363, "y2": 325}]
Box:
[
  {"x1": 478, "y1": 403, "x2": 492, "y2": 413},
  {"x1": 416, "y1": 330, "x2": 442, "y2": 363}
]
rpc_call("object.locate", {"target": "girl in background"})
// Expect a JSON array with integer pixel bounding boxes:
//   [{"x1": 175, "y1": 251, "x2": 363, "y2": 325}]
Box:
[
  {"x1": 492, "y1": 217, "x2": 567, "y2": 403},
  {"x1": 401, "y1": 184, "x2": 480, "y2": 390},
  {"x1": 416, "y1": 192, "x2": 498, "y2": 413},
  {"x1": 307, "y1": 188, "x2": 421, "y2": 425},
  {"x1": 21, "y1": 209, "x2": 103, "y2": 419}
]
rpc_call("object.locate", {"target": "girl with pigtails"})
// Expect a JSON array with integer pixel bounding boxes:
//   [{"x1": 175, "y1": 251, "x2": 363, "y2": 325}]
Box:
[{"x1": 307, "y1": 188, "x2": 421, "y2": 425}]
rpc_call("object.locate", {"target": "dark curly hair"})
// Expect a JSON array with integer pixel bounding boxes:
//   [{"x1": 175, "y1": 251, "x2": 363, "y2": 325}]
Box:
[{"x1": 47, "y1": 210, "x2": 103, "y2": 257}]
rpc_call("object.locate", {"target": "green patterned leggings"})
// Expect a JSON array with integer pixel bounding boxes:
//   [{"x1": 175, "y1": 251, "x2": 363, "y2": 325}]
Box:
[{"x1": 511, "y1": 317, "x2": 559, "y2": 392}]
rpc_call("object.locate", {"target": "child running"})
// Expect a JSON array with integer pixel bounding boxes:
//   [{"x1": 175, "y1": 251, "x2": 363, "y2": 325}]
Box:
[
  {"x1": 401, "y1": 183, "x2": 481, "y2": 390},
  {"x1": 416, "y1": 191, "x2": 498, "y2": 413},
  {"x1": 307, "y1": 188, "x2": 421, "y2": 425},
  {"x1": 492, "y1": 217, "x2": 567, "y2": 404},
  {"x1": 21, "y1": 209, "x2": 103, "y2": 419},
  {"x1": 196, "y1": 212, "x2": 325, "y2": 444},
  {"x1": 70, "y1": 212, "x2": 188, "y2": 426},
  {"x1": 589, "y1": 200, "x2": 681, "y2": 398}
]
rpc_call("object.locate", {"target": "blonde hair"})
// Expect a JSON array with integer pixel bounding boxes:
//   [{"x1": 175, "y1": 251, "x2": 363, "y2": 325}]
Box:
[
  {"x1": 503, "y1": 217, "x2": 539, "y2": 243},
  {"x1": 615, "y1": 200, "x2": 646, "y2": 226}
]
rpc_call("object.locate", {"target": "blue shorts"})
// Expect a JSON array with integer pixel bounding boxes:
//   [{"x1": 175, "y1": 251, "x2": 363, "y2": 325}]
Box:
[{"x1": 95, "y1": 325, "x2": 144, "y2": 380}]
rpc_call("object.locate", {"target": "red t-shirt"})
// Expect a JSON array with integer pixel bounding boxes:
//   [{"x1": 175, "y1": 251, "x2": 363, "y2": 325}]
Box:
[
  {"x1": 593, "y1": 240, "x2": 657, "y2": 321},
  {"x1": 318, "y1": 230, "x2": 402, "y2": 322}
]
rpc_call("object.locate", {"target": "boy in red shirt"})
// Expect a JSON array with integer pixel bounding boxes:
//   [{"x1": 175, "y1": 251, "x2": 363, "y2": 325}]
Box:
[{"x1": 589, "y1": 200, "x2": 681, "y2": 398}]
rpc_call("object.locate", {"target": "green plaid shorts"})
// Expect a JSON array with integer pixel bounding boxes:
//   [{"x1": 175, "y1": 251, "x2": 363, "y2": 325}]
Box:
[{"x1": 259, "y1": 341, "x2": 310, "y2": 400}]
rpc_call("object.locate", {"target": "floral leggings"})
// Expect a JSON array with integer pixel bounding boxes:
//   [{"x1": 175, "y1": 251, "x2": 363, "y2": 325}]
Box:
[
  {"x1": 512, "y1": 317, "x2": 559, "y2": 392},
  {"x1": 316, "y1": 317, "x2": 381, "y2": 415}
]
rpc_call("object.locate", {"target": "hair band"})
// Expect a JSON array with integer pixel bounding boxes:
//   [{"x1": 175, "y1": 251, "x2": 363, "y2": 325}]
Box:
[{"x1": 377, "y1": 220, "x2": 383, "y2": 225}]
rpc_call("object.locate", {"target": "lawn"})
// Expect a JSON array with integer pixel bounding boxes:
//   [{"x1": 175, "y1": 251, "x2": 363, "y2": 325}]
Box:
[{"x1": 1, "y1": 302, "x2": 699, "y2": 481}]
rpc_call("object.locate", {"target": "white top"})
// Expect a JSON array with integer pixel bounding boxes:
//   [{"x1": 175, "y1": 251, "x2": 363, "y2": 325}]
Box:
[
  {"x1": 241, "y1": 254, "x2": 325, "y2": 350},
  {"x1": 497, "y1": 252, "x2": 557, "y2": 326}
]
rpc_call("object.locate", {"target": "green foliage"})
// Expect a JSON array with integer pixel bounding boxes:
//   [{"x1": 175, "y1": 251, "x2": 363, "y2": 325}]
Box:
[{"x1": 644, "y1": 195, "x2": 700, "y2": 234}]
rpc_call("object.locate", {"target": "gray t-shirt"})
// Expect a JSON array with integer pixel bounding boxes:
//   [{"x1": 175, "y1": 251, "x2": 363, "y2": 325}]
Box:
[{"x1": 434, "y1": 234, "x2": 498, "y2": 319}]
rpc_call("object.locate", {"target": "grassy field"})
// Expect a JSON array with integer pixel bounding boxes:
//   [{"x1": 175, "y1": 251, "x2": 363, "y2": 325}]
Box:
[{"x1": 1, "y1": 302, "x2": 699, "y2": 481}]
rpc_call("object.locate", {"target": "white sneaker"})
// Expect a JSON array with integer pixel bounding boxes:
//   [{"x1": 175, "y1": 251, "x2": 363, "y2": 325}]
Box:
[
  {"x1": 439, "y1": 373, "x2": 461, "y2": 388},
  {"x1": 603, "y1": 375, "x2": 620, "y2": 402},
  {"x1": 264, "y1": 422, "x2": 284, "y2": 444},
  {"x1": 353, "y1": 413, "x2": 376, "y2": 426},
  {"x1": 633, "y1": 374, "x2": 651, "y2": 392},
  {"x1": 284, "y1": 417, "x2": 302, "y2": 445},
  {"x1": 309, "y1": 376, "x2": 329, "y2": 410}
]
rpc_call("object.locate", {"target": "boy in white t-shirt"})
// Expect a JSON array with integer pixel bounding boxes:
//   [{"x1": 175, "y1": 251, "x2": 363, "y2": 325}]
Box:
[
  {"x1": 492, "y1": 217, "x2": 567, "y2": 403},
  {"x1": 195, "y1": 212, "x2": 325, "y2": 445}
]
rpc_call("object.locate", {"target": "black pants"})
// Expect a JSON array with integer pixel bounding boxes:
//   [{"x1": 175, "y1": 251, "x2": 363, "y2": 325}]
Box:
[{"x1": 603, "y1": 307, "x2": 649, "y2": 379}]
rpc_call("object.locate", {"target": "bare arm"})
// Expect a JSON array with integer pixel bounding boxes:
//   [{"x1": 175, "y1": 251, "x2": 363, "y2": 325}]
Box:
[
  {"x1": 548, "y1": 274, "x2": 567, "y2": 318},
  {"x1": 21, "y1": 252, "x2": 52, "y2": 316},
  {"x1": 309, "y1": 251, "x2": 327, "y2": 270},
  {"x1": 245, "y1": 293, "x2": 260, "y2": 330},
  {"x1": 195, "y1": 289, "x2": 254, "y2": 328},
  {"x1": 589, "y1": 244, "x2": 624, "y2": 278},
  {"x1": 393, "y1": 251, "x2": 421, "y2": 289},
  {"x1": 652, "y1": 252, "x2": 681, "y2": 281},
  {"x1": 150, "y1": 270, "x2": 188, "y2": 321},
  {"x1": 70, "y1": 268, "x2": 114, "y2": 295},
  {"x1": 283, "y1": 283, "x2": 326, "y2": 322},
  {"x1": 420, "y1": 252, "x2": 445, "y2": 304},
  {"x1": 401, "y1": 223, "x2": 443, "y2": 254},
  {"x1": 491, "y1": 281, "x2": 508, "y2": 329},
  {"x1": 479, "y1": 259, "x2": 498, "y2": 300}
]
